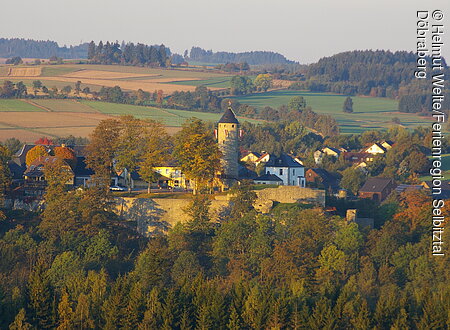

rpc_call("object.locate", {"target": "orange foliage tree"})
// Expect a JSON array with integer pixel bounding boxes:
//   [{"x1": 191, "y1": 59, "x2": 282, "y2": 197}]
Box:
[
  {"x1": 53, "y1": 146, "x2": 77, "y2": 169},
  {"x1": 26, "y1": 145, "x2": 49, "y2": 166}
]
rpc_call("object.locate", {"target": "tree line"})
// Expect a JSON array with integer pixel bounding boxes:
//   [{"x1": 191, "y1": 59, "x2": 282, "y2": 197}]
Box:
[
  {"x1": 0, "y1": 38, "x2": 88, "y2": 59},
  {"x1": 187, "y1": 46, "x2": 296, "y2": 65},
  {"x1": 87, "y1": 41, "x2": 169, "y2": 67}
]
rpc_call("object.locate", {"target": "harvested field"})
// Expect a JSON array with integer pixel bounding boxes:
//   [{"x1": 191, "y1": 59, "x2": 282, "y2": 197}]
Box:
[
  {"x1": 0, "y1": 99, "x2": 252, "y2": 142},
  {"x1": 40, "y1": 76, "x2": 202, "y2": 93},
  {"x1": 0, "y1": 64, "x2": 231, "y2": 95},
  {"x1": 7, "y1": 67, "x2": 42, "y2": 77},
  {"x1": 0, "y1": 111, "x2": 111, "y2": 128},
  {"x1": 0, "y1": 129, "x2": 51, "y2": 142},
  {"x1": 63, "y1": 69, "x2": 160, "y2": 80}
]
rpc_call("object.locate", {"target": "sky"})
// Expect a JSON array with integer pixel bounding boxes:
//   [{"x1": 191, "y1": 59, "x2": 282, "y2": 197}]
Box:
[{"x1": 1, "y1": 0, "x2": 449, "y2": 64}]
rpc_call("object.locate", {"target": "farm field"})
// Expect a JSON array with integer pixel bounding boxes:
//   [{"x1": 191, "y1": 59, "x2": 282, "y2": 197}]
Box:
[
  {"x1": 0, "y1": 99, "x2": 256, "y2": 142},
  {"x1": 165, "y1": 76, "x2": 232, "y2": 88},
  {"x1": 0, "y1": 64, "x2": 231, "y2": 95},
  {"x1": 0, "y1": 78, "x2": 103, "y2": 93},
  {"x1": 0, "y1": 99, "x2": 44, "y2": 112},
  {"x1": 231, "y1": 90, "x2": 435, "y2": 134},
  {"x1": 31, "y1": 99, "x2": 98, "y2": 113}
]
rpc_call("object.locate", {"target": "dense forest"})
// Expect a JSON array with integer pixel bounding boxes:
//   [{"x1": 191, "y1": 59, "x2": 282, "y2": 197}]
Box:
[
  {"x1": 0, "y1": 117, "x2": 449, "y2": 328},
  {"x1": 0, "y1": 38, "x2": 88, "y2": 59},
  {"x1": 300, "y1": 50, "x2": 449, "y2": 99},
  {"x1": 187, "y1": 47, "x2": 296, "y2": 65}
]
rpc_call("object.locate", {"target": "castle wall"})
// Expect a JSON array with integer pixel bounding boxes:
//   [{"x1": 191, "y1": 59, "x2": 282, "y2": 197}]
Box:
[{"x1": 115, "y1": 186, "x2": 325, "y2": 235}]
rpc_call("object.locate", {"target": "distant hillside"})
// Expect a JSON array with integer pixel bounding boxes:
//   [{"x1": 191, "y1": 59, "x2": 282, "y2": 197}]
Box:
[
  {"x1": 302, "y1": 50, "x2": 449, "y2": 97},
  {"x1": 0, "y1": 38, "x2": 88, "y2": 59},
  {"x1": 187, "y1": 46, "x2": 296, "y2": 65}
]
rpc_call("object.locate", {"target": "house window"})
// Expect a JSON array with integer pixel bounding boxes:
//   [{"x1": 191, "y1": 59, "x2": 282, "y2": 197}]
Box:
[
  {"x1": 279, "y1": 169, "x2": 283, "y2": 175},
  {"x1": 232, "y1": 125, "x2": 235, "y2": 128},
  {"x1": 293, "y1": 169, "x2": 295, "y2": 175}
]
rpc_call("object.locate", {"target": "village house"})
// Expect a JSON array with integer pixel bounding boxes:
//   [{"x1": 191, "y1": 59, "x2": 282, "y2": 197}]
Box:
[
  {"x1": 255, "y1": 153, "x2": 270, "y2": 167},
  {"x1": 23, "y1": 156, "x2": 74, "y2": 196},
  {"x1": 314, "y1": 147, "x2": 346, "y2": 164},
  {"x1": 253, "y1": 173, "x2": 283, "y2": 185},
  {"x1": 264, "y1": 153, "x2": 305, "y2": 187},
  {"x1": 363, "y1": 140, "x2": 393, "y2": 155},
  {"x1": 240, "y1": 151, "x2": 261, "y2": 163},
  {"x1": 343, "y1": 152, "x2": 374, "y2": 164},
  {"x1": 305, "y1": 168, "x2": 339, "y2": 192},
  {"x1": 359, "y1": 177, "x2": 396, "y2": 202},
  {"x1": 154, "y1": 165, "x2": 191, "y2": 189}
]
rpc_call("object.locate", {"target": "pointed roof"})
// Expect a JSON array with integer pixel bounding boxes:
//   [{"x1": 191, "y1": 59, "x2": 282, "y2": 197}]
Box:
[{"x1": 218, "y1": 106, "x2": 239, "y2": 124}]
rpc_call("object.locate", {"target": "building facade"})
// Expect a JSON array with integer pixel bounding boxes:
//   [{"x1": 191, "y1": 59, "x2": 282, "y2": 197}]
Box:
[{"x1": 265, "y1": 154, "x2": 305, "y2": 187}]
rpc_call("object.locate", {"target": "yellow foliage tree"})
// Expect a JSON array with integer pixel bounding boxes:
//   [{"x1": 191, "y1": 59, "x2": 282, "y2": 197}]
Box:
[{"x1": 26, "y1": 145, "x2": 49, "y2": 166}]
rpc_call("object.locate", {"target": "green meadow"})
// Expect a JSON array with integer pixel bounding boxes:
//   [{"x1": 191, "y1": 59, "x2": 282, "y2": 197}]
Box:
[
  {"x1": 231, "y1": 90, "x2": 434, "y2": 134},
  {"x1": 0, "y1": 99, "x2": 43, "y2": 112},
  {"x1": 166, "y1": 76, "x2": 232, "y2": 88}
]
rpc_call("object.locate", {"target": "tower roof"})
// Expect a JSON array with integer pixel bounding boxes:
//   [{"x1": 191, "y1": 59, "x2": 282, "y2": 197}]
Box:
[{"x1": 218, "y1": 106, "x2": 239, "y2": 124}]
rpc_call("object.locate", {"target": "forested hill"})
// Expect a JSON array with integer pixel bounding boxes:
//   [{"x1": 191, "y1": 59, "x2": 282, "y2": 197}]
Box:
[
  {"x1": 0, "y1": 38, "x2": 88, "y2": 59},
  {"x1": 305, "y1": 50, "x2": 449, "y2": 96},
  {"x1": 188, "y1": 46, "x2": 296, "y2": 65}
]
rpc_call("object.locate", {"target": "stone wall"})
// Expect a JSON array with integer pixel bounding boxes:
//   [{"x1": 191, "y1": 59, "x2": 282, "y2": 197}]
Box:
[
  {"x1": 116, "y1": 186, "x2": 325, "y2": 235},
  {"x1": 116, "y1": 197, "x2": 229, "y2": 235},
  {"x1": 254, "y1": 186, "x2": 325, "y2": 206}
]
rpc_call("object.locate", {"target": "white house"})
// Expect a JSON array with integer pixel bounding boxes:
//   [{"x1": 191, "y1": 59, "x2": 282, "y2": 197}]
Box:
[{"x1": 265, "y1": 154, "x2": 305, "y2": 187}]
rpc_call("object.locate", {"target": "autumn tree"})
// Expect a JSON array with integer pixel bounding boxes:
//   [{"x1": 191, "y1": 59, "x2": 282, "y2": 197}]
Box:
[
  {"x1": 173, "y1": 119, "x2": 221, "y2": 193},
  {"x1": 254, "y1": 74, "x2": 272, "y2": 91},
  {"x1": 53, "y1": 146, "x2": 77, "y2": 169},
  {"x1": 138, "y1": 120, "x2": 172, "y2": 193},
  {"x1": 85, "y1": 118, "x2": 121, "y2": 193},
  {"x1": 9, "y1": 308, "x2": 32, "y2": 330},
  {"x1": 115, "y1": 116, "x2": 145, "y2": 192},
  {"x1": 39, "y1": 157, "x2": 79, "y2": 240},
  {"x1": 25, "y1": 145, "x2": 49, "y2": 166}
]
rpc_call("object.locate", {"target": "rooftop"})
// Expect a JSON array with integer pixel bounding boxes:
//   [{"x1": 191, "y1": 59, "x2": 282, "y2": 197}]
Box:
[
  {"x1": 359, "y1": 177, "x2": 394, "y2": 193},
  {"x1": 218, "y1": 106, "x2": 239, "y2": 124}
]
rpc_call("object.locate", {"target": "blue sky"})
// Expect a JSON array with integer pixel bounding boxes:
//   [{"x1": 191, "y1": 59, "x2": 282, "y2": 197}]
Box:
[{"x1": 1, "y1": 0, "x2": 449, "y2": 63}]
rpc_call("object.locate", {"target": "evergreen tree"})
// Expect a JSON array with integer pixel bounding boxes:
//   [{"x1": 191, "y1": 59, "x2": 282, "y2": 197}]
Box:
[
  {"x1": 343, "y1": 96, "x2": 354, "y2": 113},
  {"x1": 28, "y1": 263, "x2": 53, "y2": 329}
]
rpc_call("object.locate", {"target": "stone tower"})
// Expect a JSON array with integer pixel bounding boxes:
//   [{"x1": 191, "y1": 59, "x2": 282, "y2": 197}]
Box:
[{"x1": 217, "y1": 104, "x2": 239, "y2": 181}]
